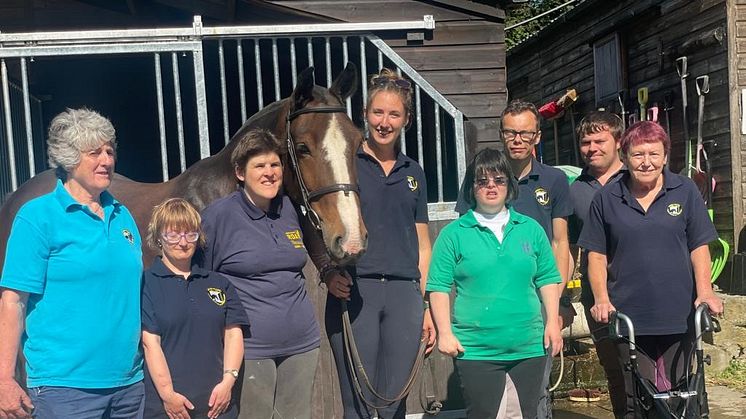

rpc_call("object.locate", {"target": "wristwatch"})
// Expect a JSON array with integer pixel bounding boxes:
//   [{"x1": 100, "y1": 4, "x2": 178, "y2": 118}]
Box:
[{"x1": 224, "y1": 369, "x2": 239, "y2": 379}]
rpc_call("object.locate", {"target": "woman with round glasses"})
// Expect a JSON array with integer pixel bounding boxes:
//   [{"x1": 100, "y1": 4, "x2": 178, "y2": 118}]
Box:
[
  {"x1": 427, "y1": 148, "x2": 562, "y2": 419},
  {"x1": 141, "y1": 198, "x2": 247, "y2": 419},
  {"x1": 321, "y1": 68, "x2": 435, "y2": 419}
]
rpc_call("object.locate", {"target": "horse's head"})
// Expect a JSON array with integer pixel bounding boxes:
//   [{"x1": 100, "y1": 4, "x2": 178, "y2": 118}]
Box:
[{"x1": 282, "y1": 63, "x2": 367, "y2": 265}]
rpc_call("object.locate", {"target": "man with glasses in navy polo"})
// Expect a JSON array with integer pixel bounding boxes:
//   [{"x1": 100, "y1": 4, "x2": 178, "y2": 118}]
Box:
[{"x1": 456, "y1": 99, "x2": 572, "y2": 418}]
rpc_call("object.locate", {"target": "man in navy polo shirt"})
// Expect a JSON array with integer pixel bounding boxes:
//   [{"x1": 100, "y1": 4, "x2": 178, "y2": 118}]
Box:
[
  {"x1": 568, "y1": 110, "x2": 626, "y2": 417},
  {"x1": 456, "y1": 99, "x2": 572, "y2": 418}
]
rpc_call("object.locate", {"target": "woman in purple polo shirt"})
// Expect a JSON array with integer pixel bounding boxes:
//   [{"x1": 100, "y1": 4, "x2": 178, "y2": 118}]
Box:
[
  {"x1": 578, "y1": 121, "x2": 723, "y2": 418},
  {"x1": 200, "y1": 129, "x2": 320, "y2": 419}
]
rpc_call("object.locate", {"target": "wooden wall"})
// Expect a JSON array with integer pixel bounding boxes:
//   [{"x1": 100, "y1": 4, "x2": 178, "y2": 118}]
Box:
[
  {"x1": 267, "y1": 0, "x2": 507, "y2": 154},
  {"x1": 507, "y1": 0, "x2": 734, "y2": 249},
  {"x1": 728, "y1": 0, "x2": 746, "y2": 251}
]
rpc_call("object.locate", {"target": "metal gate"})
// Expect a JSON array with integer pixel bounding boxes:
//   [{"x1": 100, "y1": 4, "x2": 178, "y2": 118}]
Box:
[{"x1": 0, "y1": 16, "x2": 465, "y2": 220}]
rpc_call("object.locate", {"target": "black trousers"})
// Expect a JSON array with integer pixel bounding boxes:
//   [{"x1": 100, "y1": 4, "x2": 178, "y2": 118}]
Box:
[
  {"x1": 455, "y1": 356, "x2": 546, "y2": 419},
  {"x1": 326, "y1": 277, "x2": 424, "y2": 419}
]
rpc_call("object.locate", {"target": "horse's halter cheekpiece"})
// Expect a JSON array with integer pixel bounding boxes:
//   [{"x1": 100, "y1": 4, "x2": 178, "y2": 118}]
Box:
[{"x1": 285, "y1": 105, "x2": 359, "y2": 230}]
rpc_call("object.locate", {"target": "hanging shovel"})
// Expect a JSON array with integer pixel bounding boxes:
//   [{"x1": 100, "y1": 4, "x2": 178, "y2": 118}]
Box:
[
  {"x1": 647, "y1": 104, "x2": 659, "y2": 123},
  {"x1": 638, "y1": 87, "x2": 649, "y2": 121},
  {"x1": 693, "y1": 75, "x2": 711, "y2": 200},
  {"x1": 618, "y1": 91, "x2": 627, "y2": 130},
  {"x1": 676, "y1": 56, "x2": 692, "y2": 176},
  {"x1": 662, "y1": 91, "x2": 674, "y2": 138}
]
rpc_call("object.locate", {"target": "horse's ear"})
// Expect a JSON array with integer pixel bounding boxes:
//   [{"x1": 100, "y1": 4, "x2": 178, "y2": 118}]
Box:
[
  {"x1": 330, "y1": 62, "x2": 358, "y2": 101},
  {"x1": 291, "y1": 67, "x2": 315, "y2": 111}
]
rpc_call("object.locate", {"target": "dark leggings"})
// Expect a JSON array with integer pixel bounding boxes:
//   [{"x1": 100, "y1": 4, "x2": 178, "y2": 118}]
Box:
[
  {"x1": 615, "y1": 333, "x2": 693, "y2": 419},
  {"x1": 455, "y1": 356, "x2": 546, "y2": 419},
  {"x1": 326, "y1": 277, "x2": 424, "y2": 419}
]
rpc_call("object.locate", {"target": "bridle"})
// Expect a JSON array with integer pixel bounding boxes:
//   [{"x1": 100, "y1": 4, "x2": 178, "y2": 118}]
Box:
[{"x1": 285, "y1": 105, "x2": 359, "y2": 230}]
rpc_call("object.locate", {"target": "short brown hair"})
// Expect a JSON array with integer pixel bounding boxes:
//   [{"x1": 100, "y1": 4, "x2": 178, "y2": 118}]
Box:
[
  {"x1": 576, "y1": 110, "x2": 624, "y2": 142},
  {"x1": 231, "y1": 129, "x2": 283, "y2": 183},
  {"x1": 146, "y1": 198, "x2": 205, "y2": 251},
  {"x1": 501, "y1": 99, "x2": 540, "y2": 131}
]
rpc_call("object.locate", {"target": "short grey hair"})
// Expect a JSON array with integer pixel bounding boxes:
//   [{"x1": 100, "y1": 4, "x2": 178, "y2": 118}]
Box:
[{"x1": 47, "y1": 108, "x2": 117, "y2": 171}]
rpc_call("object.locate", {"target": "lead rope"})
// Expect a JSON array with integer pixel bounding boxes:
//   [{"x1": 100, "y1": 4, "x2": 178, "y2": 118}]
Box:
[
  {"x1": 549, "y1": 246, "x2": 583, "y2": 392},
  {"x1": 341, "y1": 300, "x2": 427, "y2": 410}
]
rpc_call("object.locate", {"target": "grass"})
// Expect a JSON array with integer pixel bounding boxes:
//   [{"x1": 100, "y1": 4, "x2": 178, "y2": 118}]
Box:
[{"x1": 710, "y1": 360, "x2": 746, "y2": 391}]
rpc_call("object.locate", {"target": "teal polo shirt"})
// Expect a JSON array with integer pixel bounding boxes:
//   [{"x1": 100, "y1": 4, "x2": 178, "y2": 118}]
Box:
[
  {"x1": 1, "y1": 179, "x2": 144, "y2": 388},
  {"x1": 427, "y1": 208, "x2": 561, "y2": 361}
]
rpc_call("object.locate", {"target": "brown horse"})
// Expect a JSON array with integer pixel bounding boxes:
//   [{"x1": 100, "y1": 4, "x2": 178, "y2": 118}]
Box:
[{"x1": 0, "y1": 63, "x2": 367, "y2": 271}]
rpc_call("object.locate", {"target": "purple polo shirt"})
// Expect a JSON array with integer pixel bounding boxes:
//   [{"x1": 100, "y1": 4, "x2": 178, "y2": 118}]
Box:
[
  {"x1": 578, "y1": 168, "x2": 717, "y2": 335},
  {"x1": 200, "y1": 191, "x2": 320, "y2": 359}
]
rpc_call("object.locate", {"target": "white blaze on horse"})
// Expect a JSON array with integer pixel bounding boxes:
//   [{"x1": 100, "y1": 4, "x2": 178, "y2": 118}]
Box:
[{"x1": 0, "y1": 63, "x2": 368, "y2": 269}]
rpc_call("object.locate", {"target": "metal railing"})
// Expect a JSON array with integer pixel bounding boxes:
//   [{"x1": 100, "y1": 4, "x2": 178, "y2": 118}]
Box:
[{"x1": 0, "y1": 16, "x2": 464, "y2": 220}]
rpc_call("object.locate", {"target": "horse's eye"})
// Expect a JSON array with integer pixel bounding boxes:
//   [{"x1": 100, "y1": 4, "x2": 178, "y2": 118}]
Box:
[{"x1": 296, "y1": 143, "x2": 311, "y2": 156}]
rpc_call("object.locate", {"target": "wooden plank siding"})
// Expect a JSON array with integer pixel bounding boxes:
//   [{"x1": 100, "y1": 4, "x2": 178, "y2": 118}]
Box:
[
  {"x1": 269, "y1": 0, "x2": 507, "y2": 151},
  {"x1": 731, "y1": 0, "x2": 746, "y2": 251},
  {"x1": 507, "y1": 0, "x2": 735, "y2": 249}
]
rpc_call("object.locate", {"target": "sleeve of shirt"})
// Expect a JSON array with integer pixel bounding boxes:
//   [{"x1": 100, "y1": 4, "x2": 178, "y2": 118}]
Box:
[
  {"x1": 577, "y1": 195, "x2": 607, "y2": 255},
  {"x1": 685, "y1": 180, "x2": 718, "y2": 250},
  {"x1": 223, "y1": 276, "x2": 249, "y2": 327},
  {"x1": 141, "y1": 274, "x2": 160, "y2": 335},
  {"x1": 415, "y1": 168, "x2": 429, "y2": 223},
  {"x1": 533, "y1": 224, "x2": 562, "y2": 288},
  {"x1": 426, "y1": 223, "x2": 458, "y2": 293},
  {"x1": 1, "y1": 214, "x2": 49, "y2": 294},
  {"x1": 551, "y1": 174, "x2": 574, "y2": 219}
]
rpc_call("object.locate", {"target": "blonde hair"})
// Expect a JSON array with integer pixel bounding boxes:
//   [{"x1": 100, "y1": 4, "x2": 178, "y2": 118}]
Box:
[
  {"x1": 366, "y1": 68, "x2": 413, "y2": 115},
  {"x1": 146, "y1": 198, "x2": 205, "y2": 251}
]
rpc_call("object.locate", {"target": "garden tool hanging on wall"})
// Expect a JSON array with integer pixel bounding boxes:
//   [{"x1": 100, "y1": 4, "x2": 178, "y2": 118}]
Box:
[
  {"x1": 692, "y1": 75, "x2": 729, "y2": 282},
  {"x1": 662, "y1": 91, "x2": 674, "y2": 137},
  {"x1": 676, "y1": 56, "x2": 692, "y2": 176},
  {"x1": 538, "y1": 89, "x2": 577, "y2": 164},
  {"x1": 638, "y1": 87, "x2": 649, "y2": 121}
]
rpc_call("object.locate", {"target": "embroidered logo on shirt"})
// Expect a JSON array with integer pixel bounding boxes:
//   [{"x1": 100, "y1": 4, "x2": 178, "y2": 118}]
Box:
[
  {"x1": 207, "y1": 288, "x2": 226, "y2": 306},
  {"x1": 667, "y1": 203, "x2": 683, "y2": 217},
  {"x1": 522, "y1": 242, "x2": 532, "y2": 255},
  {"x1": 285, "y1": 229, "x2": 305, "y2": 249},
  {"x1": 122, "y1": 229, "x2": 134, "y2": 244},
  {"x1": 534, "y1": 188, "x2": 550, "y2": 206},
  {"x1": 407, "y1": 176, "x2": 418, "y2": 192}
]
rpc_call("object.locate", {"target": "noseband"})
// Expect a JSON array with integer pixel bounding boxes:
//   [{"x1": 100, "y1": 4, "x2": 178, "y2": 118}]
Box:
[{"x1": 286, "y1": 106, "x2": 359, "y2": 230}]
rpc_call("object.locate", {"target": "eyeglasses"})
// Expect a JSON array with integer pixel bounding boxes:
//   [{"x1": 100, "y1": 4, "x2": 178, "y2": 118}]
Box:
[
  {"x1": 501, "y1": 129, "x2": 538, "y2": 143},
  {"x1": 371, "y1": 76, "x2": 411, "y2": 91},
  {"x1": 161, "y1": 231, "x2": 200, "y2": 244},
  {"x1": 475, "y1": 176, "x2": 508, "y2": 188}
]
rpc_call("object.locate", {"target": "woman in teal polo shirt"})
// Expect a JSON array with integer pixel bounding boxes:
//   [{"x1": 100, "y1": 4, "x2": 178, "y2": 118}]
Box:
[{"x1": 427, "y1": 148, "x2": 562, "y2": 419}]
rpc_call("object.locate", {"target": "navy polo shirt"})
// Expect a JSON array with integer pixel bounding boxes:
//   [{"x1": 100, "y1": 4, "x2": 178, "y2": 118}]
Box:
[
  {"x1": 456, "y1": 158, "x2": 572, "y2": 240},
  {"x1": 353, "y1": 146, "x2": 429, "y2": 279},
  {"x1": 569, "y1": 166, "x2": 626, "y2": 306},
  {"x1": 577, "y1": 168, "x2": 717, "y2": 335},
  {"x1": 200, "y1": 191, "x2": 320, "y2": 359},
  {"x1": 142, "y1": 257, "x2": 247, "y2": 417}
]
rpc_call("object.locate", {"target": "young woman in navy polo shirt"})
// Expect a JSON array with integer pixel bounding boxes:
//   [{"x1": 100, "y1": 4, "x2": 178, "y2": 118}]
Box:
[
  {"x1": 579, "y1": 121, "x2": 724, "y2": 418},
  {"x1": 141, "y1": 198, "x2": 246, "y2": 419},
  {"x1": 200, "y1": 129, "x2": 321, "y2": 419},
  {"x1": 322, "y1": 69, "x2": 436, "y2": 419}
]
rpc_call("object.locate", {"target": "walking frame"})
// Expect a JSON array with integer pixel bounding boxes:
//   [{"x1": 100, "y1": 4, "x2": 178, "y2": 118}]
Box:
[{"x1": 608, "y1": 304, "x2": 720, "y2": 418}]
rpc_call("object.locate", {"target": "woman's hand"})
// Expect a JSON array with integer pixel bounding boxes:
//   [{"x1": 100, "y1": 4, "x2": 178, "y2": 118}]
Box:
[
  {"x1": 324, "y1": 271, "x2": 352, "y2": 300},
  {"x1": 590, "y1": 300, "x2": 616, "y2": 324},
  {"x1": 437, "y1": 332, "x2": 464, "y2": 357},
  {"x1": 544, "y1": 321, "x2": 563, "y2": 357},
  {"x1": 162, "y1": 391, "x2": 194, "y2": 419},
  {"x1": 422, "y1": 309, "x2": 437, "y2": 355},
  {"x1": 207, "y1": 379, "x2": 234, "y2": 419},
  {"x1": 695, "y1": 293, "x2": 724, "y2": 317}
]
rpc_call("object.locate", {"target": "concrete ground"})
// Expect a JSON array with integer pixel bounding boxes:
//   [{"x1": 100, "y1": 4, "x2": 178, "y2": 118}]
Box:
[{"x1": 553, "y1": 384, "x2": 746, "y2": 418}]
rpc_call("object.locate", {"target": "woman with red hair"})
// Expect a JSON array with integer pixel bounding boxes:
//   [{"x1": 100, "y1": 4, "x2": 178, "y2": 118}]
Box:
[{"x1": 578, "y1": 121, "x2": 723, "y2": 418}]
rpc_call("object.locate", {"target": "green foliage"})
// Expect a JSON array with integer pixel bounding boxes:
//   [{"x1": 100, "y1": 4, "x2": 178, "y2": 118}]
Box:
[
  {"x1": 712, "y1": 360, "x2": 746, "y2": 391},
  {"x1": 506, "y1": 0, "x2": 576, "y2": 49}
]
